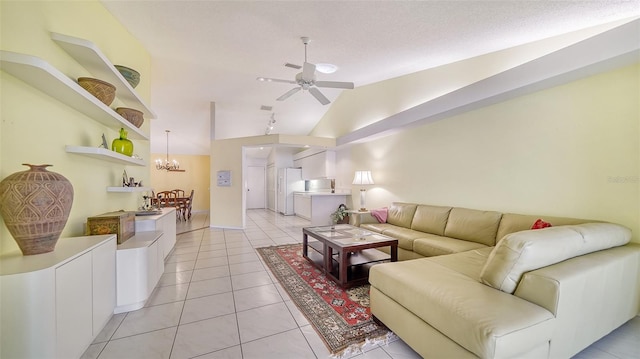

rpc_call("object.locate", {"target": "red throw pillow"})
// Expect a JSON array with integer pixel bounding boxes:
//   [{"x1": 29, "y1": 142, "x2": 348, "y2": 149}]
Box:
[{"x1": 531, "y1": 219, "x2": 552, "y2": 230}]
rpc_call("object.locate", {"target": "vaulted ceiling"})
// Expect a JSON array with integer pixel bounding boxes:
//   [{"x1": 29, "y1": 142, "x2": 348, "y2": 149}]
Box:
[{"x1": 101, "y1": 1, "x2": 640, "y2": 156}]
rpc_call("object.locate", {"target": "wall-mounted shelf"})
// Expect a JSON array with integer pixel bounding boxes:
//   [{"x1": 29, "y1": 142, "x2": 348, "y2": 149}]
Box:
[
  {"x1": 107, "y1": 187, "x2": 151, "y2": 193},
  {"x1": 65, "y1": 145, "x2": 146, "y2": 166},
  {"x1": 0, "y1": 51, "x2": 149, "y2": 140},
  {"x1": 51, "y1": 32, "x2": 156, "y2": 119}
]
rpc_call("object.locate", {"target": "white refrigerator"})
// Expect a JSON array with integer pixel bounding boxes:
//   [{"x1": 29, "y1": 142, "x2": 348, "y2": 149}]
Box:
[{"x1": 277, "y1": 168, "x2": 303, "y2": 215}]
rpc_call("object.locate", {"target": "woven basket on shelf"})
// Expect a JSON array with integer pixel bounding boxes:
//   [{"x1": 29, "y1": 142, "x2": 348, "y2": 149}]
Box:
[
  {"x1": 77, "y1": 77, "x2": 116, "y2": 106},
  {"x1": 115, "y1": 107, "x2": 144, "y2": 128}
]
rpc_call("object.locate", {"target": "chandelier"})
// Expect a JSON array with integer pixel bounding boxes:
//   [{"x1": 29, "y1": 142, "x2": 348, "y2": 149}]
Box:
[{"x1": 155, "y1": 130, "x2": 184, "y2": 172}]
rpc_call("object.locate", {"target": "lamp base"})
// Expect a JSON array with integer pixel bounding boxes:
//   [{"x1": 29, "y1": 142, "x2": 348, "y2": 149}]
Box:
[{"x1": 359, "y1": 189, "x2": 367, "y2": 213}]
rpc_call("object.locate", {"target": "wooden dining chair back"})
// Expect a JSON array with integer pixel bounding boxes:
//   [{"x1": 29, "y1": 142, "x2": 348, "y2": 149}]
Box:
[
  {"x1": 185, "y1": 190, "x2": 194, "y2": 220},
  {"x1": 156, "y1": 190, "x2": 177, "y2": 208},
  {"x1": 172, "y1": 189, "x2": 186, "y2": 198},
  {"x1": 176, "y1": 189, "x2": 194, "y2": 221}
]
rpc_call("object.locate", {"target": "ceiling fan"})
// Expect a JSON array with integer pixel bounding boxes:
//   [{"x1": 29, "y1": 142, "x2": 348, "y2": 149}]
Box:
[{"x1": 257, "y1": 37, "x2": 354, "y2": 105}]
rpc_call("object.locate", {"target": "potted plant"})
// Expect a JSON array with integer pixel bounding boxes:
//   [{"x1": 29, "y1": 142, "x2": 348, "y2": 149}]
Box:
[{"x1": 330, "y1": 204, "x2": 350, "y2": 224}]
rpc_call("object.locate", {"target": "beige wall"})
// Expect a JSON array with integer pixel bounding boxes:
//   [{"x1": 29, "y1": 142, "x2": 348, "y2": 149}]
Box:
[
  {"x1": 150, "y1": 154, "x2": 210, "y2": 212},
  {"x1": 0, "y1": 1, "x2": 151, "y2": 254},
  {"x1": 331, "y1": 63, "x2": 640, "y2": 243}
]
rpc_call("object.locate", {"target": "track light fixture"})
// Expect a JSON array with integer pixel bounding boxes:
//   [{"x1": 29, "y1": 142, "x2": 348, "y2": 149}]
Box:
[{"x1": 265, "y1": 113, "x2": 276, "y2": 135}]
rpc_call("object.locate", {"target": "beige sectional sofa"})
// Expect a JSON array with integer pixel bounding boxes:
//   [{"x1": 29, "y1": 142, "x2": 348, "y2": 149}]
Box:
[{"x1": 359, "y1": 203, "x2": 640, "y2": 358}]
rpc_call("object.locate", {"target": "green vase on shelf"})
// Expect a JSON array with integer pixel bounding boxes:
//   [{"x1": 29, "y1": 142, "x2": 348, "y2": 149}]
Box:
[{"x1": 112, "y1": 128, "x2": 133, "y2": 157}]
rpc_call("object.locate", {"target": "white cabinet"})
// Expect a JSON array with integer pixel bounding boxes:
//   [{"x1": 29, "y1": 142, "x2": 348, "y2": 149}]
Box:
[
  {"x1": 135, "y1": 208, "x2": 176, "y2": 260},
  {"x1": 0, "y1": 235, "x2": 117, "y2": 359},
  {"x1": 112, "y1": 208, "x2": 176, "y2": 313},
  {"x1": 294, "y1": 194, "x2": 312, "y2": 220},
  {"x1": 115, "y1": 231, "x2": 164, "y2": 313},
  {"x1": 56, "y1": 252, "x2": 93, "y2": 359},
  {"x1": 293, "y1": 150, "x2": 336, "y2": 179},
  {"x1": 112, "y1": 208, "x2": 177, "y2": 313},
  {"x1": 92, "y1": 237, "x2": 117, "y2": 334}
]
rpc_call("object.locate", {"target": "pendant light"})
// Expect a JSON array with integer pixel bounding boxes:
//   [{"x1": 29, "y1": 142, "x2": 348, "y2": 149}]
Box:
[{"x1": 155, "y1": 130, "x2": 185, "y2": 172}]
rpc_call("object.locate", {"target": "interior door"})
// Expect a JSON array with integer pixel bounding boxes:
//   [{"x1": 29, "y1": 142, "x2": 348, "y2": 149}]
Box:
[
  {"x1": 267, "y1": 165, "x2": 276, "y2": 211},
  {"x1": 247, "y1": 166, "x2": 266, "y2": 209}
]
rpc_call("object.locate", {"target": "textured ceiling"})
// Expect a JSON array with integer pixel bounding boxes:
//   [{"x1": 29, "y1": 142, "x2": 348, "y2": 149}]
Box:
[{"x1": 100, "y1": 1, "x2": 640, "y2": 156}]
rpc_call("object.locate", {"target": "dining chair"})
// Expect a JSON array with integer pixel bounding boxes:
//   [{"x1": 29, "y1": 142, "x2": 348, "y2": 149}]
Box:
[
  {"x1": 156, "y1": 190, "x2": 177, "y2": 208},
  {"x1": 172, "y1": 189, "x2": 186, "y2": 198},
  {"x1": 185, "y1": 189, "x2": 194, "y2": 220}
]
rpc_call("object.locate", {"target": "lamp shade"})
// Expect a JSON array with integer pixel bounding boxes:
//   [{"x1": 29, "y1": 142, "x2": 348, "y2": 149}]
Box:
[{"x1": 352, "y1": 171, "x2": 374, "y2": 185}]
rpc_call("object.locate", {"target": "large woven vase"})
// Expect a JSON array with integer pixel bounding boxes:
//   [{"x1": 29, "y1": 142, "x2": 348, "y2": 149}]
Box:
[{"x1": 0, "y1": 164, "x2": 74, "y2": 255}]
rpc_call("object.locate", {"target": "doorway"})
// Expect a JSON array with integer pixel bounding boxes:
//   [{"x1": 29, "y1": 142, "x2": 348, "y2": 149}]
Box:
[{"x1": 246, "y1": 166, "x2": 266, "y2": 209}]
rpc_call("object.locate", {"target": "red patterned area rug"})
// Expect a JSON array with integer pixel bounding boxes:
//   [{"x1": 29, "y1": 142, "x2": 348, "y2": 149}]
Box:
[{"x1": 256, "y1": 244, "x2": 394, "y2": 357}]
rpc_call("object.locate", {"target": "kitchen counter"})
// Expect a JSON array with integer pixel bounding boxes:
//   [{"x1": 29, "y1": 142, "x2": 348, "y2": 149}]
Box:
[
  {"x1": 293, "y1": 192, "x2": 351, "y2": 226},
  {"x1": 294, "y1": 191, "x2": 351, "y2": 197}
]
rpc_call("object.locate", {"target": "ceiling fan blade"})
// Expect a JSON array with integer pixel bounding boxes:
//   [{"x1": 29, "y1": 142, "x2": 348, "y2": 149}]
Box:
[
  {"x1": 276, "y1": 87, "x2": 301, "y2": 101},
  {"x1": 315, "y1": 81, "x2": 355, "y2": 89},
  {"x1": 256, "y1": 77, "x2": 296, "y2": 84},
  {"x1": 284, "y1": 63, "x2": 302, "y2": 70},
  {"x1": 309, "y1": 87, "x2": 330, "y2": 105},
  {"x1": 302, "y1": 62, "x2": 316, "y2": 81}
]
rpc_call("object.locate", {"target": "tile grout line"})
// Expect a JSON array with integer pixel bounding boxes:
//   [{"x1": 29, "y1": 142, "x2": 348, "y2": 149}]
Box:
[{"x1": 168, "y1": 226, "x2": 205, "y2": 359}]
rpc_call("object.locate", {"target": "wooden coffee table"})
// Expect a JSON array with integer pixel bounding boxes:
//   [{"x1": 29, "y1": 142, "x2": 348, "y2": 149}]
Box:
[{"x1": 302, "y1": 224, "x2": 398, "y2": 288}]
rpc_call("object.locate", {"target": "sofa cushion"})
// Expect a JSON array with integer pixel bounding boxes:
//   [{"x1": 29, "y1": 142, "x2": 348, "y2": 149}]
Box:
[
  {"x1": 480, "y1": 223, "x2": 632, "y2": 294},
  {"x1": 360, "y1": 222, "x2": 396, "y2": 234},
  {"x1": 413, "y1": 234, "x2": 488, "y2": 257},
  {"x1": 426, "y1": 247, "x2": 494, "y2": 280},
  {"x1": 496, "y1": 213, "x2": 594, "y2": 242},
  {"x1": 379, "y1": 227, "x2": 427, "y2": 251},
  {"x1": 359, "y1": 223, "x2": 426, "y2": 251},
  {"x1": 386, "y1": 202, "x2": 417, "y2": 228},
  {"x1": 410, "y1": 205, "x2": 452, "y2": 236},
  {"x1": 369, "y1": 258, "x2": 555, "y2": 358},
  {"x1": 443, "y1": 207, "x2": 503, "y2": 246}
]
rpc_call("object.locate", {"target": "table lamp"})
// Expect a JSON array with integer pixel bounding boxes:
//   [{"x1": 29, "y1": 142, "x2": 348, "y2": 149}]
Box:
[{"x1": 352, "y1": 170, "x2": 374, "y2": 211}]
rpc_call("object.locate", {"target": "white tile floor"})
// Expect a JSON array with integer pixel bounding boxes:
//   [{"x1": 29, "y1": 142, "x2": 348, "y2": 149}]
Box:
[{"x1": 83, "y1": 210, "x2": 639, "y2": 359}]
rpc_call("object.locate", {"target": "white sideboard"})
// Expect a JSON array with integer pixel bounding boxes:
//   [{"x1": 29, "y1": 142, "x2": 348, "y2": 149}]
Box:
[
  {"x1": 113, "y1": 208, "x2": 177, "y2": 313},
  {"x1": 0, "y1": 235, "x2": 117, "y2": 359},
  {"x1": 114, "y1": 231, "x2": 163, "y2": 313},
  {"x1": 135, "y1": 208, "x2": 176, "y2": 260}
]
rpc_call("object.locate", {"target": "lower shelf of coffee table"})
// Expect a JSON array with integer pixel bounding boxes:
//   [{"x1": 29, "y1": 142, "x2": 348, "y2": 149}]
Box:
[
  {"x1": 307, "y1": 241, "x2": 390, "y2": 265},
  {"x1": 304, "y1": 243, "x2": 391, "y2": 287}
]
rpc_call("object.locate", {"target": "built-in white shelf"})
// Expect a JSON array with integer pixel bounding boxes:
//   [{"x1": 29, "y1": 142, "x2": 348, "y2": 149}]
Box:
[
  {"x1": 65, "y1": 145, "x2": 146, "y2": 166},
  {"x1": 0, "y1": 51, "x2": 149, "y2": 140},
  {"x1": 51, "y1": 32, "x2": 156, "y2": 119},
  {"x1": 107, "y1": 186, "x2": 151, "y2": 193}
]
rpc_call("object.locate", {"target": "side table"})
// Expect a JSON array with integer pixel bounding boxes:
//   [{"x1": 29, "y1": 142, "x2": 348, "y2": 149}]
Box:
[{"x1": 347, "y1": 210, "x2": 371, "y2": 227}]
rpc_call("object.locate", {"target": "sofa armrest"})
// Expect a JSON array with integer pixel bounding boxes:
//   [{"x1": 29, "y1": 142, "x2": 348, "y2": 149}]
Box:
[{"x1": 514, "y1": 244, "x2": 640, "y2": 358}]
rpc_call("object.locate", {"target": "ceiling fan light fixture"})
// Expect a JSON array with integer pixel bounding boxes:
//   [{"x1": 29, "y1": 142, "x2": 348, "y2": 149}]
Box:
[
  {"x1": 315, "y1": 63, "x2": 338, "y2": 74},
  {"x1": 259, "y1": 37, "x2": 353, "y2": 105}
]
